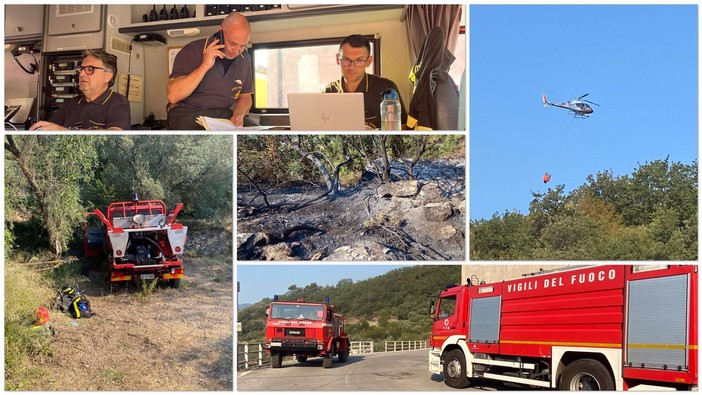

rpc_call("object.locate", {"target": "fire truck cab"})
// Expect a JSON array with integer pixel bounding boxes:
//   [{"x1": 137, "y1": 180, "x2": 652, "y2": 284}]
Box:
[
  {"x1": 429, "y1": 265, "x2": 698, "y2": 390},
  {"x1": 264, "y1": 297, "x2": 350, "y2": 369}
]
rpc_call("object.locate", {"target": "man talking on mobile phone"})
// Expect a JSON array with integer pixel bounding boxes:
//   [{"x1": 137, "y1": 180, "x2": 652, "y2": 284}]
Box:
[{"x1": 166, "y1": 12, "x2": 253, "y2": 130}]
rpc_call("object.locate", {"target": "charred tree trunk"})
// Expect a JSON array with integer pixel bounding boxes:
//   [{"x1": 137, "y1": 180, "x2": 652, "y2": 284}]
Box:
[
  {"x1": 289, "y1": 156, "x2": 352, "y2": 212},
  {"x1": 349, "y1": 135, "x2": 391, "y2": 183},
  {"x1": 375, "y1": 135, "x2": 391, "y2": 183},
  {"x1": 283, "y1": 136, "x2": 334, "y2": 191},
  {"x1": 406, "y1": 136, "x2": 440, "y2": 179}
]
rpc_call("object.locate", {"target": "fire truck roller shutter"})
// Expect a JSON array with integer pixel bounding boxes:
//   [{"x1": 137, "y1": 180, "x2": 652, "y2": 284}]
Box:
[
  {"x1": 469, "y1": 296, "x2": 501, "y2": 343},
  {"x1": 166, "y1": 226, "x2": 188, "y2": 254},
  {"x1": 626, "y1": 274, "x2": 689, "y2": 370},
  {"x1": 108, "y1": 230, "x2": 128, "y2": 258}
]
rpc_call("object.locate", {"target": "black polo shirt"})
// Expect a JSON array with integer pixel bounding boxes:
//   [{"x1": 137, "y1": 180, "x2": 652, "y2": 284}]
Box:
[
  {"x1": 324, "y1": 73, "x2": 407, "y2": 129},
  {"x1": 48, "y1": 89, "x2": 131, "y2": 130},
  {"x1": 170, "y1": 37, "x2": 254, "y2": 110}
]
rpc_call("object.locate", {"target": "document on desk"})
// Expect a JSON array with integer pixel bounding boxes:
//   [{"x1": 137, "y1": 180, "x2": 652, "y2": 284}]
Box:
[{"x1": 195, "y1": 116, "x2": 278, "y2": 131}]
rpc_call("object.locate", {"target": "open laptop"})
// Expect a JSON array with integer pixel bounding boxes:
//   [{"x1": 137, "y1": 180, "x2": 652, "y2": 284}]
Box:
[{"x1": 287, "y1": 92, "x2": 365, "y2": 131}]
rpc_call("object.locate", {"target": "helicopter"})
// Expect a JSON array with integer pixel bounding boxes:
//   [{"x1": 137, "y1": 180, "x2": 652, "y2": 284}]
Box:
[{"x1": 542, "y1": 93, "x2": 599, "y2": 118}]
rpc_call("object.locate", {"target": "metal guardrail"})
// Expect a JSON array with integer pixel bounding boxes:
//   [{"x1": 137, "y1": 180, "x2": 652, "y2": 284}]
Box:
[
  {"x1": 237, "y1": 343, "x2": 269, "y2": 370},
  {"x1": 384, "y1": 340, "x2": 428, "y2": 352},
  {"x1": 350, "y1": 340, "x2": 374, "y2": 354},
  {"x1": 237, "y1": 340, "x2": 427, "y2": 371}
]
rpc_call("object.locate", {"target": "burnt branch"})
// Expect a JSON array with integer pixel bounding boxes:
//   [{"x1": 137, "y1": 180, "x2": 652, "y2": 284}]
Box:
[
  {"x1": 237, "y1": 165, "x2": 270, "y2": 207},
  {"x1": 288, "y1": 156, "x2": 352, "y2": 212}
]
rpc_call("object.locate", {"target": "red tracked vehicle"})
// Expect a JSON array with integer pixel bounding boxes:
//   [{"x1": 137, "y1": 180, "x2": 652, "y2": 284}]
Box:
[
  {"x1": 430, "y1": 265, "x2": 697, "y2": 391},
  {"x1": 264, "y1": 297, "x2": 350, "y2": 369},
  {"x1": 84, "y1": 196, "x2": 187, "y2": 290}
]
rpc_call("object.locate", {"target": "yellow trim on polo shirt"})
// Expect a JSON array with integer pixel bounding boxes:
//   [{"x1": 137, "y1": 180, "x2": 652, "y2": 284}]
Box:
[
  {"x1": 101, "y1": 90, "x2": 114, "y2": 105},
  {"x1": 339, "y1": 73, "x2": 369, "y2": 93}
]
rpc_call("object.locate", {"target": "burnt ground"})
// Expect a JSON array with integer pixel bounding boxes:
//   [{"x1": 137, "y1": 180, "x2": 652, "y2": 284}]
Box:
[
  {"x1": 24, "y1": 228, "x2": 233, "y2": 391},
  {"x1": 237, "y1": 158, "x2": 465, "y2": 261}
]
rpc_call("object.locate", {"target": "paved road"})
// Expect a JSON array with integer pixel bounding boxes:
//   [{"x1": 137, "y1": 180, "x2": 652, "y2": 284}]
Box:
[{"x1": 237, "y1": 349, "x2": 515, "y2": 391}]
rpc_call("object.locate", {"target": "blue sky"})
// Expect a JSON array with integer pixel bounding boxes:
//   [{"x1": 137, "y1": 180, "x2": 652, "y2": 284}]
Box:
[
  {"x1": 469, "y1": 5, "x2": 698, "y2": 220},
  {"x1": 236, "y1": 264, "x2": 411, "y2": 305}
]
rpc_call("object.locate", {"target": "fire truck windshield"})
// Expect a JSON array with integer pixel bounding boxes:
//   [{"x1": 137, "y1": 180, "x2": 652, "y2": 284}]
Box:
[
  {"x1": 438, "y1": 295, "x2": 456, "y2": 319},
  {"x1": 270, "y1": 304, "x2": 324, "y2": 320}
]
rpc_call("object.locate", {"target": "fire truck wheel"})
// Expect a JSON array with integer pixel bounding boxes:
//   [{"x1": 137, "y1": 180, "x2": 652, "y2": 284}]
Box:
[
  {"x1": 559, "y1": 359, "x2": 614, "y2": 391},
  {"x1": 443, "y1": 349, "x2": 470, "y2": 388},
  {"x1": 296, "y1": 356, "x2": 308, "y2": 363},
  {"x1": 338, "y1": 349, "x2": 349, "y2": 363},
  {"x1": 168, "y1": 279, "x2": 181, "y2": 289},
  {"x1": 271, "y1": 353, "x2": 283, "y2": 368},
  {"x1": 322, "y1": 354, "x2": 333, "y2": 369}
]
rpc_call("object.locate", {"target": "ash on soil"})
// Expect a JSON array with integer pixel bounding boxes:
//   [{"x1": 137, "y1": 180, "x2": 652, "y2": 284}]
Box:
[{"x1": 237, "y1": 158, "x2": 465, "y2": 261}]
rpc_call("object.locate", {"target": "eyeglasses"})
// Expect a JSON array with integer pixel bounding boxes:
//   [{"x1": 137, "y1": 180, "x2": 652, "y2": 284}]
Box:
[
  {"x1": 339, "y1": 57, "x2": 368, "y2": 68},
  {"x1": 75, "y1": 65, "x2": 105, "y2": 75}
]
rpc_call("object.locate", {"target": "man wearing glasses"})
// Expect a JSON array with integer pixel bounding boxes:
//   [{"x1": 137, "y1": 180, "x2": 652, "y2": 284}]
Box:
[
  {"x1": 324, "y1": 34, "x2": 407, "y2": 130},
  {"x1": 166, "y1": 12, "x2": 253, "y2": 130},
  {"x1": 30, "y1": 49, "x2": 131, "y2": 130}
]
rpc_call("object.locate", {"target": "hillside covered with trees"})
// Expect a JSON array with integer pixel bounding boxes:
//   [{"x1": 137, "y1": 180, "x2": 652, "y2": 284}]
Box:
[
  {"x1": 237, "y1": 265, "x2": 461, "y2": 345},
  {"x1": 471, "y1": 158, "x2": 697, "y2": 260}
]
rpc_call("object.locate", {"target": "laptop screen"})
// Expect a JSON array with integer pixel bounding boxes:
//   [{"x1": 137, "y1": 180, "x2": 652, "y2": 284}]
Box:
[{"x1": 287, "y1": 93, "x2": 365, "y2": 131}]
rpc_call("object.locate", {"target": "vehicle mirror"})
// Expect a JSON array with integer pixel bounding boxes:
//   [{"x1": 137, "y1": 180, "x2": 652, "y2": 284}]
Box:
[{"x1": 429, "y1": 300, "x2": 436, "y2": 318}]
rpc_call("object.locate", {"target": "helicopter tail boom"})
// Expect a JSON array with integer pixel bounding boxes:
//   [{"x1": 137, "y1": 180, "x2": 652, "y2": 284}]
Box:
[{"x1": 542, "y1": 94, "x2": 552, "y2": 107}]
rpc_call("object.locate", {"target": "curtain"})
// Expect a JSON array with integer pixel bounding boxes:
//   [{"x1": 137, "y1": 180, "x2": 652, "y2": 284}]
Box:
[{"x1": 405, "y1": 5, "x2": 462, "y2": 59}]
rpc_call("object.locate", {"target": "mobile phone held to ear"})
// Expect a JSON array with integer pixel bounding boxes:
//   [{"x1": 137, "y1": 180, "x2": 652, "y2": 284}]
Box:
[{"x1": 213, "y1": 30, "x2": 224, "y2": 44}]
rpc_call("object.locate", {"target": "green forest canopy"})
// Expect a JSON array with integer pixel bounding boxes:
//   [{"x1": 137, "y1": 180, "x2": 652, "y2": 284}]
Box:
[
  {"x1": 470, "y1": 157, "x2": 697, "y2": 260},
  {"x1": 237, "y1": 265, "x2": 461, "y2": 346},
  {"x1": 5, "y1": 135, "x2": 233, "y2": 257}
]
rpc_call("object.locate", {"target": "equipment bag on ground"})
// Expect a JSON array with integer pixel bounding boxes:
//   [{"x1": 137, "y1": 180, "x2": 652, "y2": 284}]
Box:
[{"x1": 55, "y1": 286, "x2": 95, "y2": 319}]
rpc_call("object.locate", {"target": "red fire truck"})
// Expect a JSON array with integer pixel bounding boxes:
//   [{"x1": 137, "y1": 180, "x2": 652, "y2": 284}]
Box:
[
  {"x1": 85, "y1": 197, "x2": 187, "y2": 290},
  {"x1": 264, "y1": 297, "x2": 350, "y2": 369},
  {"x1": 429, "y1": 265, "x2": 697, "y2": 390}
]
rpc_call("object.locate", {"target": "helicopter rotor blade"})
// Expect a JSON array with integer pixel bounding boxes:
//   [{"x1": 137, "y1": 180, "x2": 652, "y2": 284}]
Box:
[
  {"x1": 583, "y1": 99, "x2": 600, "y2": 106},
  {"x1": 577, "y1": 93, "x2": 589, "y2": 100}
]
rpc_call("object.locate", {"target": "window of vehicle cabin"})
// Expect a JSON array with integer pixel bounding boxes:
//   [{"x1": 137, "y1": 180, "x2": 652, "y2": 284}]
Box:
[
  {"x1": 448, "y1": 6, "x2": 466, "y2": 90},
  {"x1": 270, "y1": 304, "x2": 324, "y2": 320},
  {"x1": 438, "y1": 295, "x2": 457, "y2": 319},
  {"x1": 251, "y1": 35, "x2": 379, "y2": 112}
]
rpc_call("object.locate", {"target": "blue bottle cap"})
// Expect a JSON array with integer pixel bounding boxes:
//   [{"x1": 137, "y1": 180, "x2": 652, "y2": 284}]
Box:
[{"x1": 382, "y1": 88, "x2": 398, "y2": 100}]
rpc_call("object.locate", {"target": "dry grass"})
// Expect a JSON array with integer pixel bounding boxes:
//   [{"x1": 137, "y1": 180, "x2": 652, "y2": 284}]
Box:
[{"x1": 5, "y1": 255, "x2": 233, "y2": 391}]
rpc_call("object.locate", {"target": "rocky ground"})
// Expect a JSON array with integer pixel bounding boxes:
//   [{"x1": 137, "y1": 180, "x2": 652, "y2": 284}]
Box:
[
  {"x1": 237, "y1": 158, "x2": 465, "y2": 261},
  {"x1": 24, "y1": 227, "x2": 233, "y2": 391}
]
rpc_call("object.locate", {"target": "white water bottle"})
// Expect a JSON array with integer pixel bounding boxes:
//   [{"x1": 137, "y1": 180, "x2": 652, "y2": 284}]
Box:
[{"x1": 380, "y1": 89, "x2": 401, "y2": 130}]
